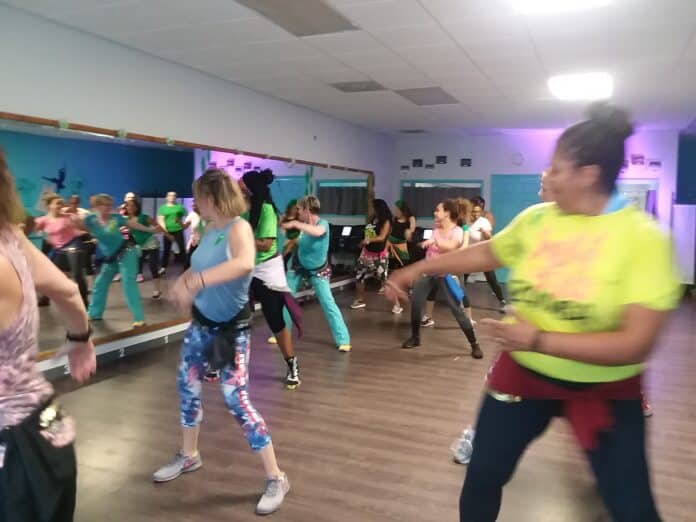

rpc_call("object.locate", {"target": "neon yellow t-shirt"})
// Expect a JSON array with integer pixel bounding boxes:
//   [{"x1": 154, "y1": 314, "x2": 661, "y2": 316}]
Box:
[{"x1": 490, "y1": 202, "x2": 681, "y2": 383}]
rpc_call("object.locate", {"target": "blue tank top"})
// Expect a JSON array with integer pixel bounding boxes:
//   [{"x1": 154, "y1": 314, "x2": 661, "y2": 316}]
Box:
[
  {"x1": 297, "y1": 218, "x2": 330, "y2": 269},
  {"x1": 191, "y1": 218, "x2": 251, "y2": 323}
]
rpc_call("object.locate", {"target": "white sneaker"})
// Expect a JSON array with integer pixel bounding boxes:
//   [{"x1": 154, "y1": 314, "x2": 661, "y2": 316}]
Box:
[
  {"x1": 256, "y1": 472, "x2": 290, "y2": 515},
  {"x1": 392, "y1": 304, "x2": 403, "y2": 314},
  {"x1": 350, "y1": 300, "x2": 366, "y2": 309},
  {"x1": 268, "y1": 336, "x2": 278, "y2": 345}
]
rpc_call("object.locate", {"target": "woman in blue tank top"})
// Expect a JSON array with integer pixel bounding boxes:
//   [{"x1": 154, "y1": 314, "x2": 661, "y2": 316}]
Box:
[{"x1": 154, "y1": 169, "x2": 290, "y2": 516}]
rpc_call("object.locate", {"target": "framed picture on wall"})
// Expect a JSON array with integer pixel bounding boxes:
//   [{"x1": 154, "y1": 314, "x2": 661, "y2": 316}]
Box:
[
  {"x1": 412, "y1": 159, "x2": 423, "y2": 168},
  {"x1": 243, "y1": 161, "x2": 252, "y2": 169},
  {"x1": 460, "y1": 158, "x2": 472, "y2": 167},
  {"x1": 436, "y1": 155, "x2": 447, "y2": 164}
]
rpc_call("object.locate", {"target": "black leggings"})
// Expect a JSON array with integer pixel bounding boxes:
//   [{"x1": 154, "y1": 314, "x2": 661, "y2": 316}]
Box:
[
  {"x1": 52, "y1": 248, "x2": 89, "y2": 307},
  {"x1": 460, "y1": 394, "x2": 660, "y2": 522},
  {"x1": 411, "y1": 276, "x2": 476, "y2": 345},
  {"x1": 426, "y1": 277, "x2": 471, "y2": 308},
  {"x1": 250, "y1": 277, "x2": 286, "y2": 334},
  {"x1": 464, "y1": 271, "x2": 505, "y2": 303},
  {"x1": 138, "y1": 248, "x2": 160, "y2": 278},
  {"x1": 162, "y1": 230, "x2": 185, "y2": 268}
]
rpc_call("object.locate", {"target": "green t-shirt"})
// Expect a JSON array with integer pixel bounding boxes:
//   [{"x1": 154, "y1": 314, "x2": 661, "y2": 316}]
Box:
[
  {"x1": 490, "y1": 202, "x2": 681, "y2": 383},
  {"x1": 130, "y1": 214, "x2": 153, "y2": 246},
  {"x1": 158, "y1": 203, "x2": 185, "y2": 232},
  {"x1": 243, "y1": 203, "x2": 278, "y2": 264}
]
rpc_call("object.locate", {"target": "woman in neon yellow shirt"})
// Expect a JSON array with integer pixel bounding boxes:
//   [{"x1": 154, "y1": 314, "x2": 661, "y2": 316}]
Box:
[{"x1": 386, "y1": 103, "x2": 681, "y2": 522}]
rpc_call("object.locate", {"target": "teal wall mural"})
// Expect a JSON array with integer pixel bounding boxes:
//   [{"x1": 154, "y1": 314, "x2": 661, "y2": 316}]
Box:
[{"x1": 0, "y1": 130, "x2": 194, "y2": 215}]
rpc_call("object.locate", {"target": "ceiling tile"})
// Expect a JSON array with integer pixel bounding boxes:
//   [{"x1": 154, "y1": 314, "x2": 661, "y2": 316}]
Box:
[
  {"x1": 334, "y1": 46, "x2": 407, "y2": 69},
  {"x1": 302, "y1": 30, "x2": 383, "y2": 55},
  {"x1": 376, "y1": 23, "x2": 452, "y2": 49},
  {"x1": 356, "y1": 63, "x2": 433, "y2": 89},
  {"x1": 337, "y1": 0, "x2": 434, "y2": 30},
  {"x1": 125, "y1": 18, "x2": 293, "y2": 54}
]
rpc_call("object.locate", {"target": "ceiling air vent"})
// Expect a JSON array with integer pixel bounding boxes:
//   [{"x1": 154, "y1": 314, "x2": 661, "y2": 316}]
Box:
[
  {"x1": 235, "y1": 0, "x2": 358, "y2": 37},
  {"x1": 395, "y1": 87, "x2": 459, "y2": 106},
  {"x1": 330, "y1": 81, "x2": 387, "y2": 93},
  {"x1": 400, "y1": 129, "x2": 427, "y2": 134}
]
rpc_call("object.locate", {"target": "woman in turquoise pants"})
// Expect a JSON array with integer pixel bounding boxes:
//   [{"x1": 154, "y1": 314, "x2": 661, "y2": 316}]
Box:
[
  {"x1": 281, "y1": 195, "x2": 351, "y2": 352},
  {"x1": 83, "y1": 194, "x2": 157, "y2": 327}
]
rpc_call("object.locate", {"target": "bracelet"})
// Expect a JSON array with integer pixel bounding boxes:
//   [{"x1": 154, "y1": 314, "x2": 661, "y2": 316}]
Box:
[
  {"x1": 66, "y1": 323, "x2": 92, "y2": 343},
  {"x1": 530, "y1": 329, "x2": 544, "y2": 352},
  {"x1": 199, "y1": 273, "x2": 206, "y2": 289}
]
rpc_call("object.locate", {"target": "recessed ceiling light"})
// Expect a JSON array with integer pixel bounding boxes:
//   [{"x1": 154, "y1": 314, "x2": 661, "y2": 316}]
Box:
[
  {"x1": 547, "y1": 72, "x2": 613, "y2": 101},
  {"x1": 511, "y1": 0, "x2": 611, "y2": 15}
]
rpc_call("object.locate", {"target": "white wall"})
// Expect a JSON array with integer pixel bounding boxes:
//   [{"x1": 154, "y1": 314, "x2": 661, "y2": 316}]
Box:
[
  {"x1": 0, "y1": 5, "x2": 394, "y2": 200},
  {"x1": 395, "y1": 129, "x2": 695, "y2": 283},
  {"x1": 394, "y1": 129, "x2": 680, "y2": 229}
]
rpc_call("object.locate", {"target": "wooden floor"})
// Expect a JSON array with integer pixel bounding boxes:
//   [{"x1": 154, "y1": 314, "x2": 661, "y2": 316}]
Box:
[{"x1": 54, "y1": 284, "x2": 696, "y2": 522}]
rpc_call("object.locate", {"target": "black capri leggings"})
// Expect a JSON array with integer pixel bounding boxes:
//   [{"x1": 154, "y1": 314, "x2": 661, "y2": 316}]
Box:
[
  {"x1": 250, "y1": 277, "x2": 286, "y2": 334},
  {"x1": 139, "y1": 248, "x2": 160, "y2": 279},
  {"x1": 162, "y1": 229, "x2": 186, "y2": 268},
  {"x1": 460, "y1": 394, "x2": 660, "y2": 522}
]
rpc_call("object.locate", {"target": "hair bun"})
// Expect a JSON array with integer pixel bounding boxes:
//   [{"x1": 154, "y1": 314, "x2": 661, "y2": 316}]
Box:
[
  {"x1": 260, "y1": 168, "x2": 274, "y2": 185},
  {"x1": 586, "y1": 102, "x2": 633, "y2": 140}
]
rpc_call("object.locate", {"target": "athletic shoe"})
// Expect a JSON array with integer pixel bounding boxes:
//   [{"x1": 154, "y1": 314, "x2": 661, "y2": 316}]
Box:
[
  {"x1": 350, "y1": 300, "x2": 366, "y2": 309},
  {"x1": 153, "y1": 451, "x2": 202, "y2": 483},
  {"x1": 471, "y1": 343, "x2": 483, "y2": 359},
  {"x1": 499, "y1": 300, "x2": 508, "y2": 313},
  {"x1": 113, "y1": 273, "x2": 121, "y2": 282},
  {"x1": 642, "y1": 396, "x2": 653, "y2": 417},
  {"x1": 158, "y1": 267, "x2": 166, "y2": 276},
  {"x1": 204, "y1": 370, "x2": 220, "y2": 383},
  {"x1": 420, "y1": 316, "x2": 435, "y2": 328},
  {"x1": 256, "y1": 472, "x2": 290, "y2": 515},
  {"x1": 392, "y1": 304, "x2": 403, "y2": 314},
  {"x1": 132, "y1": 321, "x2": 146, "y2": 328},
  {"x1": 268, "y1": 336, "x2": 278, "y2": 345},
  {"x1": 401, "y1": 336, "x2": 420, "y2": 349},
  {"x1": 378, "y1": 286, "x2": 385, "y2": 295},
  {"x1": 136, "y1": 273, "x2": 144, "y2": 283},
  {"x1": 337, "y1": 344, "x2": 352, "y2": 352},
  {"x1": 285, "y1": 357, "x2": 300, "y2": 389},
  {"x1": 152, "y1": 291, "x2": 161, "y2": 299}
]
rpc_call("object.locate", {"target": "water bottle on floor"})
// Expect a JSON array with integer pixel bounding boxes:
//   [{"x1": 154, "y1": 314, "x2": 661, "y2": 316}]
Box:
[{"x1": 451, "y1": 427, "x2": 475, "y2": 464}]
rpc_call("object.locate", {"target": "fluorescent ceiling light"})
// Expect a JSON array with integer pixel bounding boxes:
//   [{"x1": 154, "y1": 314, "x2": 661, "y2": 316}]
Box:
[
  {"x1": 511, "y1": 0, "x2": 611, "y2": 15},
  {"x1": 547, "y1": 72, "x2": 613, "y2": 101}
]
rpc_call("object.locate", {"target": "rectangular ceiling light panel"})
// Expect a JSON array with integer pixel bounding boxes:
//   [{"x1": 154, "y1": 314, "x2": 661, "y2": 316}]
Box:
[
  {"x1": 395, "y1": 87, "x2": 459, "y2": 106},
  {"x1": 235, "y1": 0, "x2": 357, "y2": 37}
]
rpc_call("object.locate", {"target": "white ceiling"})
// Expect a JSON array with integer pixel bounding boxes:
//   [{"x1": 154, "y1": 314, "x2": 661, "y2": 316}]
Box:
[{"x1": 4, "y1": 0, "x2": 696, "y2": 132}]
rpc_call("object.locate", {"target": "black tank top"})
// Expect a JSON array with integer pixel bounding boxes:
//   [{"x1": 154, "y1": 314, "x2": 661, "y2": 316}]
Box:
[
  {"x1": 391, "y1": 219, "x2": 409, "y2": 241},
  {"x1": 366, "y1": 220, "x2": 388, "y2": 252}
]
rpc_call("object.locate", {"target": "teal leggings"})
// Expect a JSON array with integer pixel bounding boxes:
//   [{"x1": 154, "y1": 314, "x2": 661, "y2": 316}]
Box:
[
  {"x1": 88, "y1": 248, "x2": 144, "y2": 322},
  {"x1": 285, "y1": 269, "x2": 350, "y2": 347}
]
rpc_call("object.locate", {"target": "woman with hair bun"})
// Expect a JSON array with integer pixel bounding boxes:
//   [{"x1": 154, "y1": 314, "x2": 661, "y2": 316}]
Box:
[
  {"x1": 239, "y1": 169, "x2": 302, "y2": 390},
  {"x1": 386, "y1": 103, "x2": 680, "y2": 521}
]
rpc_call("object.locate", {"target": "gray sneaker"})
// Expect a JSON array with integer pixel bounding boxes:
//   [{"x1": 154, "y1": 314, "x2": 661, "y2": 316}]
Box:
[
  {"x1": 256, "y1": 472, "x2": 290, "y2": 515},
  {"x1": 153, "y1": 451, "x2": 202, "y2": 483}
]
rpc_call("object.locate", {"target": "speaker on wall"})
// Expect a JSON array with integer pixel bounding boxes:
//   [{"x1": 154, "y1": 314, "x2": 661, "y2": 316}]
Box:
[{"x1": 676, "y1": 133, "x2": 696, "y2": 204}]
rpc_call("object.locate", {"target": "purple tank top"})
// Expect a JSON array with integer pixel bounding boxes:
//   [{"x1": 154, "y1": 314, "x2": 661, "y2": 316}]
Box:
[{"x1": 0, "y1": 229, "x2": 54, "y2": 429}]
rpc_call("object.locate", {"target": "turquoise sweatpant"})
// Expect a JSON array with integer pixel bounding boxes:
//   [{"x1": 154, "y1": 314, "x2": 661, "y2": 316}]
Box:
[
  {"x1": 285, "y1": 269, "x2": 350, "y2": 347},
  {"x1": 88, "y1": 247, "x2": 144, "y2": 322}
]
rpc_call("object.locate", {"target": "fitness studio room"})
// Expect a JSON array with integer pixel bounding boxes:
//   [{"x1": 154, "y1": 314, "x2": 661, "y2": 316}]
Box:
[{"x1": 0, "y1": 1, "x2": 694, "y2": 521}]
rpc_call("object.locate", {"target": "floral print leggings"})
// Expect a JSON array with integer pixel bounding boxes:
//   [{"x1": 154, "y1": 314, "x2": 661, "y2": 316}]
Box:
[{"x1": 177, "y1": 323, "x2": 271, "y2": 451}]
